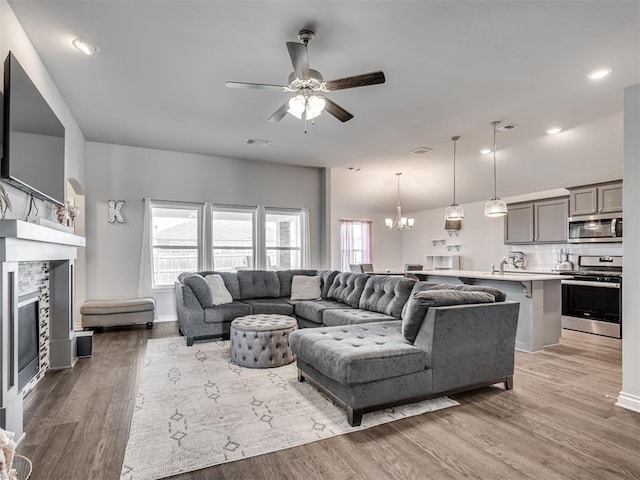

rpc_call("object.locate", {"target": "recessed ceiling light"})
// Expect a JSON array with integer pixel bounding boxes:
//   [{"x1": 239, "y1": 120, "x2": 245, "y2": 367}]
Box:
[
  {"x1": 587, "y1": 68, "x2": 612, "y2": 80},
  {"x1": 72, "y1": 37, "x2": 100, "y2": 55},
  {"x1": 546, "y1": 127, "x2": 562, "y2": 135},
  {"x1": 410, "y1": 147, "x2": 433, "y2": 155},
  {"x1": 480, "y1": 149, "x2": 492, "y2": 155}
]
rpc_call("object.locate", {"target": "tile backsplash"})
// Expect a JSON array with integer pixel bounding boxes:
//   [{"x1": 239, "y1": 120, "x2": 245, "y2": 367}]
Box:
[{"x1": 508, "y1": 243, "x2": 623, "y2": 271}]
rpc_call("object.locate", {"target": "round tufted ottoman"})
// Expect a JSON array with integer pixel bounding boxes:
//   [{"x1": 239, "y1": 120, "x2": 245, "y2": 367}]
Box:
[{"x1": 230, "y1": 314, "x2": 298, "y2": 368}]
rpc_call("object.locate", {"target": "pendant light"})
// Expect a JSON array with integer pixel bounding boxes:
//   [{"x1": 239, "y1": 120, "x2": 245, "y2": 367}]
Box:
[
  {"x1": 385, "y1": 173, "x2": 414, "y2": 231},
  {"x1": 484, "y1": 120, "x2": 508, "y2": 217},
  {"x1": 444, "y1": 135, "x2": 464, "y2": 221}
]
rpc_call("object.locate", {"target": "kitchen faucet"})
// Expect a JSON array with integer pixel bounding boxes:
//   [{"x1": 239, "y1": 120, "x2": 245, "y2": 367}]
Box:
[{"x1": 499, "y1": 256, "x2": 509, "y2": 274}]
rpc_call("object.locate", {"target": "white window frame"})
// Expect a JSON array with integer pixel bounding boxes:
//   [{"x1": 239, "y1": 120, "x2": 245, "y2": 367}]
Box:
[
  {"x1": 210, "y1": 204, "x2": 258, "y2": 272},
  {"x1": 263, "y1": 207, "x2": 308, "y2": 270},
  {"x1": 150, "y1": 200, "x2": 204, "y2": 289}
]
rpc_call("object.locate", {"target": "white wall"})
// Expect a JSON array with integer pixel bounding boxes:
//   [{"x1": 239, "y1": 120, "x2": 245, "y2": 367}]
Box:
[
  {"x1": 84, "y1": 142, "x2": 324, "y2": 320},
  {"x1": 619, "y1": 83, "x2": 640, "y2": 413},
  {"x1": 0, "y1": 0, "x2": 87, "y2": 317}
]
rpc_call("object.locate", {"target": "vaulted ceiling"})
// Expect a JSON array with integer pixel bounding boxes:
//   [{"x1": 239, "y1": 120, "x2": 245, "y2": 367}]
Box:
[{"x1": 8, "y1": 1, "x2": 640, "y2": 211}]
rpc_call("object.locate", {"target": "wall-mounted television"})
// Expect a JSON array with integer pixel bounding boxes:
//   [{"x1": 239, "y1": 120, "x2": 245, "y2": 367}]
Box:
[{"x1": 2, "y1": 51, "x2": 65, "y2": 206}]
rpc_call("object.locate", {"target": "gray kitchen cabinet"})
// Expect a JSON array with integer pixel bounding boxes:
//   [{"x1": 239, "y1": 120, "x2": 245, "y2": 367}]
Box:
[
  {"x1": 504, "y1": 203, "x2": 534, "y2": 244},
  {"x1": 535, "y1": 198, "x2": 569, "y2": 242},
  {"x1": 505, "y1": 197, "x2": 568, "y2": 244},
  {"x1": 598, "y1": 182, "x2": 623, "y2": 213},
  {"x1": 569, "y1": 181, "x2": 622, "y2": 216}
]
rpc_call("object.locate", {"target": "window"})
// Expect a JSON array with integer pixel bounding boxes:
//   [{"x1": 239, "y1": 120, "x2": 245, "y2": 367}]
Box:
[
  {"x1": 340, "y1": 220, "x2": 372, "y2": 272},
  {"x1": 211, "y1": 207, "x2": 256, "y2": 272},
  {"x1": 151, "y1": 204, "x2": 202, "y2": 286},
  {"x1": 147, "y1": 202, "x2": 308, "y2": 288},
  {"x1": 265, "y1": 209, "x2": 304, "y2": 270}
]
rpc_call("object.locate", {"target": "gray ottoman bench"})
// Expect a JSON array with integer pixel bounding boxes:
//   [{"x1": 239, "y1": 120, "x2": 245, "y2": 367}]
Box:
[
  {"x1": 81, "y1": 298, "x2": 155, "y2": 329},
  {"x1": 230, "y1": 314, "x2": 297, "y2": 368}
]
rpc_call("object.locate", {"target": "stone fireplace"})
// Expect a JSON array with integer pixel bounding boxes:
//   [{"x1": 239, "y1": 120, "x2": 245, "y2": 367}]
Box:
[{"x1": 0, "y1": 220, "x2": 85, "y2": 443}]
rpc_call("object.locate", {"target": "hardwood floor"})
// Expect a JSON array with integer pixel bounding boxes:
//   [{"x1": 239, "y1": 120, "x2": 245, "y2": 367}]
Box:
[{"x1": 17, "y1": 323, "x2": 640, "y2": 480}]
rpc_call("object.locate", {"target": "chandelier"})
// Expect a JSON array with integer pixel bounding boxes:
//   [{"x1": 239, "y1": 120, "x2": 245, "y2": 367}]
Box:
[
  {"x1": 445, "y1": 135, "x2": 464, "y2": 221},
  {"x1": 484, "y1": 120, "x2": 508, "y2": 217},
  {"x1": 385, "y1": 173, "x2": 414, "y2": 231}
]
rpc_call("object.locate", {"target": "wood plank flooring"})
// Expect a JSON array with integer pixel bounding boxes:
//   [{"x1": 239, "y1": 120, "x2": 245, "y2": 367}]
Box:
[{"x1": 17, "y1": 323, "x2": 640, "y2": 480}]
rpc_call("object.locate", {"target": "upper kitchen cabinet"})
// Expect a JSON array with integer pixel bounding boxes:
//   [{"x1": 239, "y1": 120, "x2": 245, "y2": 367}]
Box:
[
  {"x1": 568, "y1": 181, "x2": 623, "y2": 216},
  {"x1": 504, "y1": 203, "x2": 534, "y2": 244},
  {"x1": 505, "y1": 197, "x2": 568, "y2": 244}
]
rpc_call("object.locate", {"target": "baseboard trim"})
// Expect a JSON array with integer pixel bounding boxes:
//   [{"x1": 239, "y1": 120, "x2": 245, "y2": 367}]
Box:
[{"x1": 616, "y1": 391, "x2": 640, "y2": 413}]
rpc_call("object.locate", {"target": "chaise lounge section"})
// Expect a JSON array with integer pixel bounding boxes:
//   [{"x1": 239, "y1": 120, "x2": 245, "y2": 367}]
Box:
[{"x1": 290, "y1": 295, "x2": 520, "y2": 426}]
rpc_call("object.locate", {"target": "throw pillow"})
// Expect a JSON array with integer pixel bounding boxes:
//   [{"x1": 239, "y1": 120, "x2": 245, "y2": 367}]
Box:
[
  {"x1": 205, "y1": 274, "x2": 234, "y2": 305},
  {"x1": 290, "y1": 275, "x2": 322, "y2": 301},
  {"x1": 402, "y1": 290, "x2": 495, "y2": 343},
  {"x1": 183, "y1": 273, "x2": 214, "y2": 308}
]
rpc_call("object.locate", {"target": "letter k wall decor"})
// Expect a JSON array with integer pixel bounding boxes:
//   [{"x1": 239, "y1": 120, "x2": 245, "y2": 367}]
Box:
[{"x1": 108, "y1": 200, "x2": 125, "y2": 223}]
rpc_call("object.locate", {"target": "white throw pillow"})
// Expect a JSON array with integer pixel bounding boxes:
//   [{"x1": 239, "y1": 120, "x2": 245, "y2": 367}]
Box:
[
  {"x1": 205, "y1": 274, "x2": 233, "y2": 305},
  {"x1": 290, "y1": 275, "x2": 322, "y2": 301}
]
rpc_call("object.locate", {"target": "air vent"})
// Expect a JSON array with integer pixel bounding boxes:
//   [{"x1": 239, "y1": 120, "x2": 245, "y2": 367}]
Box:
[
  {"x1": 410, "y1": 146, "x2": 433, "y2": 155},
  {"x1": 244, "y1": 138, "x2": 271, "y2": 148},
  {"x1": 496, "y1": 123, "x2": 518, "y2": 132}
]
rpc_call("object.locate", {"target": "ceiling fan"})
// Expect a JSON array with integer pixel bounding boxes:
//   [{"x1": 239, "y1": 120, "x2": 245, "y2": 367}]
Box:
[{"x1": 225, "y1": 29, "x2": 386, "y2": 124}]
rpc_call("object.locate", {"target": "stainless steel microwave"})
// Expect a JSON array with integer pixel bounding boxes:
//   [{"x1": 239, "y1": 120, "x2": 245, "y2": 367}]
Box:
[{"x1": 568, "y1": 214, "x2": 622, "y2": 243}]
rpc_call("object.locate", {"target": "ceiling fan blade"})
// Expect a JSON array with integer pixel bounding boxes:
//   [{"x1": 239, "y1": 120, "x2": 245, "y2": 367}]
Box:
[
  {"x1": 286, "y1": 42, "x2": 310, "y2": 80},
  {"x1": 324, "y1": 71, "x2": 386, "y2": 91},
  {"x1": 268, "y1": 101, "x2": 290, "y2": 122},
  {"x1": 225, "y1": 81, "x2": 288, "y2": 91},
  {"x1": 324, "y1": 98, "x2": 354, "y2": 122}
]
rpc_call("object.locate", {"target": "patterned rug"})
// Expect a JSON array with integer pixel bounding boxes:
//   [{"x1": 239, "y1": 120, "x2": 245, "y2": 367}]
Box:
[{"x1": 120, "y1": 337, "x2": 458, "y2": 480}]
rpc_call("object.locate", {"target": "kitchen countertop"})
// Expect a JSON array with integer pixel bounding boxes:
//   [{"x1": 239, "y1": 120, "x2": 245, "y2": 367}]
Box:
[{"x1": 416, "y1": 270, "x2": 563, "y2": 281}]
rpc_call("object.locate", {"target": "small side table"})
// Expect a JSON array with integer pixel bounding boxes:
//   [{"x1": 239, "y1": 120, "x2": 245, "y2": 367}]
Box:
[{"x1": 230, "y1": 314, "x2": 297, "y2": 368}]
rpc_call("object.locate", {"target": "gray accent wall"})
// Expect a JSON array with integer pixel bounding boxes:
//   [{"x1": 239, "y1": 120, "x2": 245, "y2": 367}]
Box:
[{"x1": 84, "y1": 142, "x2": 324, "y2": 319}]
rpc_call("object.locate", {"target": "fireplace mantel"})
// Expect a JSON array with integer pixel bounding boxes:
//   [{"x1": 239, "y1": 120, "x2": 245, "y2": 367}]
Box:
[
  {"x1": 0, "y1": 219, "x2": 85, "y2": 443},
  {"x1": 0, "y1": 219, "x2": 85, "y2": 261}
]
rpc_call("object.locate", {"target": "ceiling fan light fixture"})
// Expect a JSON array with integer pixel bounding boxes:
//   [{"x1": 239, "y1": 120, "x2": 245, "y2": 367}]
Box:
[{"x1": 287, "y1": 95, "x2": 306, "y2": 119}]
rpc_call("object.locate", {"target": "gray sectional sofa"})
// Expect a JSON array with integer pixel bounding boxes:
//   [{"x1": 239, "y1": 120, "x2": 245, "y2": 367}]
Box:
[{"x1": 175, "y1": 268, "x2": 520, "y2": 425}]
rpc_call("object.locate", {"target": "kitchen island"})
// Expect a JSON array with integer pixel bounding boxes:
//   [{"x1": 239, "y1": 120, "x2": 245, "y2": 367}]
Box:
[{"x1": 414, "y1": 270, "x2": 563, "y2": 353}]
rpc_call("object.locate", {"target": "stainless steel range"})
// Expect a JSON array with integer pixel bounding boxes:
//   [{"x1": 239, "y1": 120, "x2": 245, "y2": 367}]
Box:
[{"x1": 561, "y1": 255, "x2": 622, "y2": 338}]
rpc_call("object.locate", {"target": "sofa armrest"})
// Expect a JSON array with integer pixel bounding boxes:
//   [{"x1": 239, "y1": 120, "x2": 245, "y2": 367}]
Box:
[
  {"x1": 175, "y1": 281, "x2": 205, "y2": 328},
  {"x1": 413, "y1": 301, "x2": 520, "y2": 393}
]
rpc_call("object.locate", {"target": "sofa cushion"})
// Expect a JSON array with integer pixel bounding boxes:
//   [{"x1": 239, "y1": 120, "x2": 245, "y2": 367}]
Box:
[
  {"x1": 277, "y1": 269, "x2": 317, "y2": 297},
  {"x1": 205, "y1": 274, "x2": 233, "y2": 305},
  {"x1": 402, "y1": 290, "x2": 495, "y2": 343},
  {"x1": 359, "y1": 276, "x2": 414, "y2": 318},
  {"x1": 294, "y1": 299, "x2": 351, "y2": 325},
  {"x1": 241, "y1": 298, "x2": 294, "y2": 315},
  {"x1": 203, "y1": 301, "x2": 252, "y2": 323},
  {"x1": 327, "y1": 272, "x2": 369, "y2": 308},
  {"x1": 290, "y1": 275, "x2": 322, "y2": 301},
  {"x1": 196, "y1": 271, "x2": 241, "y2": 300},
  {"x1": 237, "y1": 270, "x2": 280, "y2": 299},
  {"x1": 411, "y1": 281, "x2": 507, "y2": 302},
  {"x1": 182, "y1": 273, "x2": 214, "y2": 308},
  {"x1": 322, "y1": 308, "x2": 397, "y2": 327},
  {"x1": 316, "y1": 270, "x2": 340, "y2": 299},
  {"x1": 289, "y1": 321, "x2": 427, "y2": 385}
]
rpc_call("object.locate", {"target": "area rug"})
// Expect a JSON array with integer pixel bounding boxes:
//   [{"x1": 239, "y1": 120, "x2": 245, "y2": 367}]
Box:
[{"x1": 120, "y1": 337, "x2": 458, "y2": 480}]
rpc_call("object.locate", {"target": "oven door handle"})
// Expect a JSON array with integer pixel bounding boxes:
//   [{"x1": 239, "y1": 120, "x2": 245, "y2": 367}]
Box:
[{"x1": 561, "y1": 279, "x2": 620, "y2": 288}]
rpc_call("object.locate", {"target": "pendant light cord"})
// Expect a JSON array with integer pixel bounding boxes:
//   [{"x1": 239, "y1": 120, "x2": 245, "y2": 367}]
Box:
[
  {"x1": 451, "y1": 136, "x2": 460, "y2": 204},
  {"x1": 396, "y1": 173, "x2": 401, "y2": 207},
  {"x1": 491, "y1": 121, "x2": 500, "y2": 199}
]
